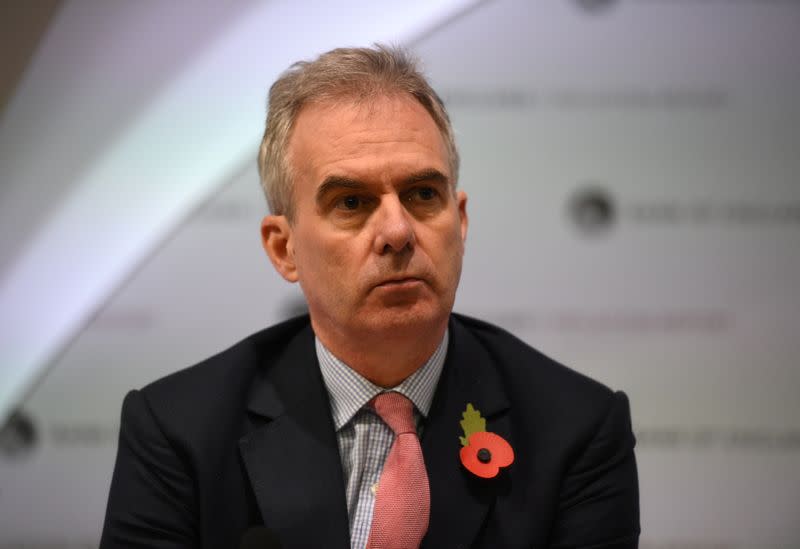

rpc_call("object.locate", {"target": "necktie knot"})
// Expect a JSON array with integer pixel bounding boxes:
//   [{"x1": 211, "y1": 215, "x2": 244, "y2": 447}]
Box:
[{"x1": 372, "y1": 392, "x2": 416, "y2": 435}]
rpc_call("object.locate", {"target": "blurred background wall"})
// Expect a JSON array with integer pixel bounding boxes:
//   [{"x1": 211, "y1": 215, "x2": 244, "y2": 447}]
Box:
[{"x1": 1, "y1": 1, "x2": 798, "y2": 547}]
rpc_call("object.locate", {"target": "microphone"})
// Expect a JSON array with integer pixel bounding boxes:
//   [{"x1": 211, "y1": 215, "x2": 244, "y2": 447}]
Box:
[{"x1": 239, "y1": 526, "x2": 282, "y2": 549}]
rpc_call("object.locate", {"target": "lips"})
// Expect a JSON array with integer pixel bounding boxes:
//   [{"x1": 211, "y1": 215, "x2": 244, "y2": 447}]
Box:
[
  {"x1": 376, "y1": 277, "x2": 422, "y2": 287},
  {"x1": 373, "y1": 276, "x2": 426, "y2": 290}
]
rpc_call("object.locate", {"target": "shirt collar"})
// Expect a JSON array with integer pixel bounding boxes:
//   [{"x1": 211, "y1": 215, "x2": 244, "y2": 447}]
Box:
[{"x1": 316, "y1": 330, "x2": 448, "y2": 431}]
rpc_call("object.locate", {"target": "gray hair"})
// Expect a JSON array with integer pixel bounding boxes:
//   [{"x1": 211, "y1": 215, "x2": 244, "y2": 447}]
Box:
[{"x1": 257, "y1": 44, "x2": 459, "y2": 220}]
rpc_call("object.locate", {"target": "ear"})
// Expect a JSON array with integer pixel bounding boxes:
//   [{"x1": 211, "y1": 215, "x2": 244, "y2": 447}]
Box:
[
  {"x1": 456, "y1": 190, "x2": 468, "y2": 243},
  {"x1": 261, "y1": 215, "x2": 299, "y2": 283}
]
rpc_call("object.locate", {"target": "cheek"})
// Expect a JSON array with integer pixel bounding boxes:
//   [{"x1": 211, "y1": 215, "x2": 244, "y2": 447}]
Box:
[
  {"x1": 424, "y1": 224, "x2": 465, "y2": 282},
  {"x1": 446, "y1": 226, "x2": 467, "y2": 274},
  {"x1": 294, "y1": 232, "x2": 356, "y2": 285}
]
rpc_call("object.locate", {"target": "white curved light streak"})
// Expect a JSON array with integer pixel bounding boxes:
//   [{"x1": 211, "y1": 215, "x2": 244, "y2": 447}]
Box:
[{"x1": 0, "y1": 0, "x2": 476, "y2": 424}]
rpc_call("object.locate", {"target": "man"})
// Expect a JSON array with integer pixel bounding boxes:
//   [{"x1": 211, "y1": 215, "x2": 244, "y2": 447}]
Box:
[{"x1": 101, "y1": 45, "x2": 639, "y2": 548}]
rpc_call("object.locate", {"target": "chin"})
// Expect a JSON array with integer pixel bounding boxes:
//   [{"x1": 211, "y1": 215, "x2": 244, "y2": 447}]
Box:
[{"x1": 359, "y1": 303, "x2": 450, "y2": 336}]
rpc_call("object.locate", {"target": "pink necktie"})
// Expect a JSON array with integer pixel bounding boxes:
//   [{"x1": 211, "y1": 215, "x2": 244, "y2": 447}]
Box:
[{"x1": 366, "y1": 392, "x2": 430, "y2": 549}]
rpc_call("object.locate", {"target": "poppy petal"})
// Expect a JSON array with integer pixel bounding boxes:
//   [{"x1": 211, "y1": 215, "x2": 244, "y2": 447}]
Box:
[
  {"x1": 460, "y1": 445, "x2": 500, "y2": 478},
  {"x1": 459, "y1": 431, "x2": 515, "y2": 478}
]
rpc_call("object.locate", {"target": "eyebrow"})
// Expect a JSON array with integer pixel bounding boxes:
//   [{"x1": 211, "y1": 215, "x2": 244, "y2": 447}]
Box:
[
  {"x1": 404, "y1": 169, "x2": 450, "y2": 187},
  {"x1": 315, "y1": 176, "x2": 365, "y2": 204},
  {"x1": 315, "y1": 169, "x2": 451, "y2": 204}
]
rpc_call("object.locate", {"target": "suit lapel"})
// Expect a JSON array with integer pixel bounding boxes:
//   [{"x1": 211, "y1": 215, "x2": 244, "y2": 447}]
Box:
[
  {"x1": 239, "y1": 324, "x2": 350, "y2": 549},
  {"x1": 421, "y1": 316, "x2": 511, "y2": 549}
]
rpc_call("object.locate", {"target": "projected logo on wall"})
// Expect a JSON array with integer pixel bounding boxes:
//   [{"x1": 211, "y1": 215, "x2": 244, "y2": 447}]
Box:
[
  {"x1": 568, "y1": 186, "x2": 616, "y2": 235},
  {"x1": 573, "y1": 0, "x2": 619, "y2": 14},
  {"x1": 567, "y1": 185, "x2": 799, "y2": 233},
  {"x1": 0, "y1": 410, "x2": 38, "y2": 460}
]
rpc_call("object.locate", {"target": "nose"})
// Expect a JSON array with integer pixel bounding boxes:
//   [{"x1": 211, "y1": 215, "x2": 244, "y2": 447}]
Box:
[{"x1": 372, "y1": 195, "x2": 415, "y2": 255}]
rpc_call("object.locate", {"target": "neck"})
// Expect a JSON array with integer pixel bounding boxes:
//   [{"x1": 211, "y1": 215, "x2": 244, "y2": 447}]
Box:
[{"x1": 311, "y1": 317, "x2": 448, "y2": 388}]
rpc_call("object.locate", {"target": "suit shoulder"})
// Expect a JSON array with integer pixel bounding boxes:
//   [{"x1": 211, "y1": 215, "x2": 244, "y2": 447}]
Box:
[
  {"x1": 136, "y1": 315, "x2": 310, "y2": 428},
  {"x1": 451, "y1": 312, "x2": 615, "y2": 405},
  {"x1": 143, "y1": 315, "x2": 308, "y2": 391}
]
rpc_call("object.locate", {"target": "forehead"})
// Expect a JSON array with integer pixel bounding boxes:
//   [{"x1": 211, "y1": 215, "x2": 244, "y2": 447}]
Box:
[{"x1": 287, "y1": 94, "x2": 450, "y2": 185}]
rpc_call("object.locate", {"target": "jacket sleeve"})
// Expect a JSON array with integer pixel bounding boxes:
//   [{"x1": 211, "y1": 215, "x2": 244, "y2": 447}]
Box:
[
  {"x1": 100, "y1": 390, "x2": 198, "y2": 548},
  {"x1": 549, "y1": 391, "x2": 640, "y2": 549}
]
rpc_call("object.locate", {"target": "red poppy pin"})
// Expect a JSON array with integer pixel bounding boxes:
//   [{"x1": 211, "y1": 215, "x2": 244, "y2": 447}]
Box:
[{"x1": 459, "y1": 403, "x2": 514, "y2": 478}]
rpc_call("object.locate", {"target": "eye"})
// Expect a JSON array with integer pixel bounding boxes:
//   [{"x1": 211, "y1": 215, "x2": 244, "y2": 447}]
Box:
[
  {"x1": 407, "y1": 186, "x2": 439, "y2": 202},
  {"x1": 416, "y1": 187, "x2": 436, "y2": 200},
  {"x1": 337, "y1": 195, "x2": 362, "y2": 210}
]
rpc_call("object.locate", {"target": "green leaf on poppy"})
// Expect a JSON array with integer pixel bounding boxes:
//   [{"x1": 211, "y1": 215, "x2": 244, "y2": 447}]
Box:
[{"x1": 459, "y1": 403, "x2": 486, "y2": 446}]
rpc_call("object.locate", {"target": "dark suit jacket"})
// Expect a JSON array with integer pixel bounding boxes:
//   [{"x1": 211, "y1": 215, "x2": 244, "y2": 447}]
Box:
[{"x1": 101, "y1": 314, "x2": 639, "y2": 548}]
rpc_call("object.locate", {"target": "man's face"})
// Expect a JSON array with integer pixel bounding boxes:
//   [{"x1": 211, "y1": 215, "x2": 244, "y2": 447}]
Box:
[{"x1": 264, "y1": 94, "x2": 467, "y2": 342}]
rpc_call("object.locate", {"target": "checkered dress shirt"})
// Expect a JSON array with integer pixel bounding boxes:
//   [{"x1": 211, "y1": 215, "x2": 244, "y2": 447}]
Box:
[{"x1": 315, "y1": 331, "x2": 448, "y2": 549}]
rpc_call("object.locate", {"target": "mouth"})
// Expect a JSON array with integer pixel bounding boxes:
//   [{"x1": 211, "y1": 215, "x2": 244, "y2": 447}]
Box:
[{"x1": 374, "y1": 276, "x2": 425, "y2": 289}]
